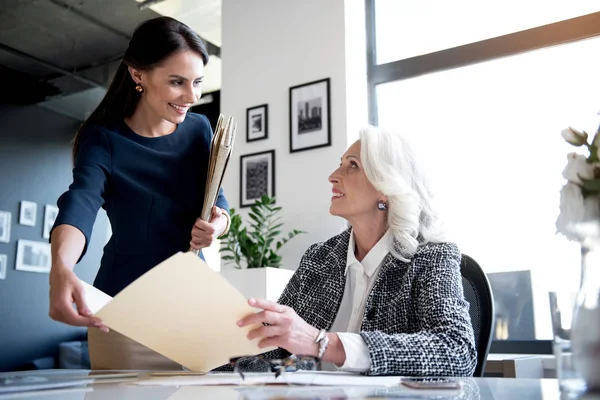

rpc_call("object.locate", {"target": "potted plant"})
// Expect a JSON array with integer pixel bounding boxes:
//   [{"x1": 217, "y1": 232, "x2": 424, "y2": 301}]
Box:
[{"x1": 219, "y1": 195, "x2": 305, "y2": 301}]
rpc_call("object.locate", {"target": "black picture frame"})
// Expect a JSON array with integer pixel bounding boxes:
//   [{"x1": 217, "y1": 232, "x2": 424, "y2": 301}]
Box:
[
  {"x1": 289, "y1": 78, "x2": 331, "y2": 153},
  {"x1": 246, "y1": 104, "x2": 269, "y2": 142},
  {"x1": 239, "y1": 150, "x2": 275, "y2": 208}
]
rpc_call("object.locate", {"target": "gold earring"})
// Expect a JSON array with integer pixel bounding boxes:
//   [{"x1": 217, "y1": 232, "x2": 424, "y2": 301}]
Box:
[{"x1": 135, "y1": 84, "x2": 143, "y2": 93}]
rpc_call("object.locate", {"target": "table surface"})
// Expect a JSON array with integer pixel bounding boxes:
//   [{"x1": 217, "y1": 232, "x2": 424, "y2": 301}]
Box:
[{"x1": 0, "y1": 369, "x2": 597, "y2": 400}]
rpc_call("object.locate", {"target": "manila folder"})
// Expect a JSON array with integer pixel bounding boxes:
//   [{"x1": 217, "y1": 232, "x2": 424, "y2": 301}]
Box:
[{"x1": 91, "y1": 252, "x2": 270, "y2": 372}]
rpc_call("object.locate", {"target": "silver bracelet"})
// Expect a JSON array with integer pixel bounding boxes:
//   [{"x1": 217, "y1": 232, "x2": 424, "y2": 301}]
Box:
[{"x1": 314, "y1": 329, "x2": 329, "y2": 359}]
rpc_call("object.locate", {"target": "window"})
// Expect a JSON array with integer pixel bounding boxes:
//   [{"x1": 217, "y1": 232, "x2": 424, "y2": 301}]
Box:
[
  {"x1": 367, "y1": 1, "x2": 600, "y2": 348},
  {"x1": 377, "y1": 36, "x2": 600, "y2": 340},
  {"x1": 375, "y1": 0, "x2": 600, "y2": 64}
]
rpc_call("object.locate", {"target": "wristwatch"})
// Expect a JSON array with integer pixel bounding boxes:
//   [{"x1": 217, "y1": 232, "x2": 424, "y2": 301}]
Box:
[{"x1": 314, "y1": 329, "x2": 329, "y2": 359}]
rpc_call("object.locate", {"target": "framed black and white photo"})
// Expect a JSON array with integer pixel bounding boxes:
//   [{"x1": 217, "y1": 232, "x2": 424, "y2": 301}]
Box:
[
  {"x1": 16, "y1": 239, "x2": 51, "y2": 273},
  {"x1": 19, "y1": 200, "x2": 37, "y2": 227},
  {"x1": 0, "y1": 254, "x2": 6, "y2": 280},
  {"x1": 0, "y1": 211, "x2": 11, "y2": 243},
  {"x1": 240, "y1": 150, "x2": 275, "y2": 208},
  {"x1": 43, "y1": 205, "x2": 59, "y2": 240},
  {"x1": 289, "y1": 78, "x2": 331, "y2": 153},
  {"x1": 246, "y1": 104, "x2": 268, "y2": 142}
]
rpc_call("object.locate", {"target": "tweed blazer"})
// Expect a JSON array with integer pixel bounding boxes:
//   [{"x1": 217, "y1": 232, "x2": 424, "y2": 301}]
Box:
[{"x1": 219, "y1": 229, "x2": 477, "y2": 376}]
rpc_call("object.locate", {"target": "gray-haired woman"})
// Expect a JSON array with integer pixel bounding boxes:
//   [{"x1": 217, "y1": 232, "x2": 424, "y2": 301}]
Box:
[{"x1": 235, "y1": 126, "x2": 477, "y2": 377}]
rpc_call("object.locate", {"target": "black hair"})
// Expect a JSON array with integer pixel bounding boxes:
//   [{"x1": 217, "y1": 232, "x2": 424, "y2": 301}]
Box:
[{"x1": 72, "y1": 16, "x2": 209, "y2": 160}]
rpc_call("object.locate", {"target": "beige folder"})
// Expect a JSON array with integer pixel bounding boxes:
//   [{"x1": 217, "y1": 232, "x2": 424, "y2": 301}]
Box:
[
  {"x1": 84, "y1": 252, "x2": 271, "y2": 372},
  {"x1": 190, "y1": 114, "x2": 237, "y2": 255}
]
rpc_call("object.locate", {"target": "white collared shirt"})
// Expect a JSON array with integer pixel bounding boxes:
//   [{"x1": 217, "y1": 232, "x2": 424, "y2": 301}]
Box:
[{"x1": 324, "y1": 229, "x2": 391, "y2": 372}]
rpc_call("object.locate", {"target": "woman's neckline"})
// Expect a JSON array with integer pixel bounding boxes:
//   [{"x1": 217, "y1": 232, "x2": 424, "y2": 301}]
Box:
[{"x1": 121, "y1": 119, "x2": 181, "y2": 140}]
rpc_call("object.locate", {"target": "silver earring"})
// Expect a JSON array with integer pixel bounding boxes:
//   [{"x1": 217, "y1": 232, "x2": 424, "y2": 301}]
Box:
[{"x1": 377, "y1": 201, "x2": 387, "y2": 211}]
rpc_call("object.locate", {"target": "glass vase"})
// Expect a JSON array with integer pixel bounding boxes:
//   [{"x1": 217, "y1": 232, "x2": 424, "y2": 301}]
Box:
[{"x1": 571, "y1": 234, "x2": 600, "y2": 392}]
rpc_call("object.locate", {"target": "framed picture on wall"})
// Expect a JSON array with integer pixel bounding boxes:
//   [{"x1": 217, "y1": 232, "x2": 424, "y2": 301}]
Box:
[
  {"x1": 289, "y1": 78, "x2": 331, "y2": 153},
  {"x1": 240, "y1": 150, "x2": 275, "y2": 208},
  {"x1": 43, "y1": 205, "x2": 59, "y2": 240},
  {"x1": 0, "y1": 211, "x2": 11, "y2": 243},
  {"x1": 246, "y1": 104, "x2": 268, "y2": 142},
  {"x1": 0, "y1": 254, "x2": 6, "y2": 280},
  {"x1": 19, "y1": 200, "x2": 37, "y2": 227},
  {"x1": 16, "y1": 239, "x2": 51, "y2": 273}
]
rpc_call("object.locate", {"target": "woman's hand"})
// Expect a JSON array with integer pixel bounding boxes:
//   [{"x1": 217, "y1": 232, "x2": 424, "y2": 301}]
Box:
[
  {"x1": 49, "y1": 266, "x2": 108, "y2": 332},
  {"x1": 190, "y1": 207, "x2": 228, "y2": 250},
  {"x1": 237, "y1": 298, "x2": 320, "y2": 357}
]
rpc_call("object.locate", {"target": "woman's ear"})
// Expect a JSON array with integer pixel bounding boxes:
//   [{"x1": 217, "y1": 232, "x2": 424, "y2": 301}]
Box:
[{"x1": 127, "y1": 66, "x2": 143, "y2": 85}]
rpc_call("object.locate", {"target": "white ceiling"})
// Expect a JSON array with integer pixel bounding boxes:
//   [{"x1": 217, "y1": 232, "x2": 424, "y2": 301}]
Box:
[{"x1": 142, "y1": 0, "x2": 223, "y2": 95}]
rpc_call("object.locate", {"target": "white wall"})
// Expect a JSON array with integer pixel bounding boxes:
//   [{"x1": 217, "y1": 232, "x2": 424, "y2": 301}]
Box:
[{"x1": 220, "y1": 0, "x2": 367, "y2": 270}]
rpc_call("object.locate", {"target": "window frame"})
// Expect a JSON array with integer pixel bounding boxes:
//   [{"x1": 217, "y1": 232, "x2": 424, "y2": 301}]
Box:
[{"x1": 365, "y1": 1, "x2": 600, "y2": 354}]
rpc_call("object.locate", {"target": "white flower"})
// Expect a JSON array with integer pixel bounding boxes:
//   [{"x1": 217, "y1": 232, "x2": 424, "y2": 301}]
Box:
[
  {"x1": 561, "y1": 127, "x2": 588, "y2": 146},
  {"x1": 556, "y1": 183, "x2": 586, "y2": 241},
  {"x1": 563, "y1": 153, "x2": 595, "y2": 184}
]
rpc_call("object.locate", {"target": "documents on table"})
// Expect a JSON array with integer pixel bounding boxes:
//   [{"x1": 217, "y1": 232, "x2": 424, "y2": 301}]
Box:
[
  {"x1": 134, "y1": 371, "x2": 401, "y2": 387},
  {"x1": 81, "y1": 251, "x2": 272, "y2": 372},
  {"x1": 133, "y1": 371, "x2": 465, "y2": 397}
]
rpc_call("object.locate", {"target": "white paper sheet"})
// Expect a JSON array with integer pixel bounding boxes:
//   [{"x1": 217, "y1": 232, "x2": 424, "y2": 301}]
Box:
[
  {"x1": 133, "y1": 371, "x2": 401, "y2": 387},
  {"x1": 133, "y1": 372, "x2": 465, "y2": 397},
  {"x1": 80, "y1": 281, "x2": 111, "y2": 315}
]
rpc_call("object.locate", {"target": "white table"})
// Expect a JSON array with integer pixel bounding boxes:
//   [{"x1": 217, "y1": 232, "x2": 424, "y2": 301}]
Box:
[{"x1": 0, "y1": 369, "x2": 595, "y2": 399}]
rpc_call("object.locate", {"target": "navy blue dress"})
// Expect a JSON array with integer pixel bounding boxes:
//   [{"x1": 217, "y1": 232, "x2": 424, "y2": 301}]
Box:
[{"x1": 52, "y1": 113, "x2": 229, "y2": 296}]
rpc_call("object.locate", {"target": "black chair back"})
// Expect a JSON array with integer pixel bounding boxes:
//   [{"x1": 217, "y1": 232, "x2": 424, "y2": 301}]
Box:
[{"x1": 461, "y1": 254, "x2": 495, "y2": 377}]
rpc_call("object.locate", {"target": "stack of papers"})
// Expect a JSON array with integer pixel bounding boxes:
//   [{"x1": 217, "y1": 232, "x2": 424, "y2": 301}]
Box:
[
  {"x1": 133, "y1": 371, "x2": 402, "y2": 387},
  {"x1": 83, "y1": 252, "x2": 273, "y2": 372},
  {"x1": 191, "y1": 114, "x2": 237, "y2": 255},
  {"x1": 132, "y1": 372, "x2": 466, "y2": 398}
]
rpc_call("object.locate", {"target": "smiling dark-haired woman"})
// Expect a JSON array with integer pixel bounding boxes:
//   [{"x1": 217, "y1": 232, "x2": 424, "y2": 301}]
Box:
[{"x1": 48, "y1": 16, "x2": 230, "y2": 370}]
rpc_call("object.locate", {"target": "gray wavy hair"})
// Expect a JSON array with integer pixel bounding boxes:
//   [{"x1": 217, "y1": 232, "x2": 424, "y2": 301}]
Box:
[{"x1": 359, "y1": 126, "x2": 447, "y2": 262}]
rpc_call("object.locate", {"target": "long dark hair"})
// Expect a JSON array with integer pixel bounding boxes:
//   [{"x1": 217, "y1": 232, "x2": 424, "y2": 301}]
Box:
[{"x1": 72, "y1": 16, "x2": 209, "y2": 160}]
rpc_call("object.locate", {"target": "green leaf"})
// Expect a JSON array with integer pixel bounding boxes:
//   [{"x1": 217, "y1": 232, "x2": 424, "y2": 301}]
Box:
[
  {"x1": 588, "y1": 144, "x2": 600, "y2": 163},
  {"x1": 248, "y1": 213, "x2": 262, "y2": 224},
  {"x1": 592, "y1": 130, "x2": 600, "y2": 148},
  {"x1": 582, "y1": 178, "x2": 600, "y2": 195},
  {"x1": 267, "y1": 230, "x2": 281, "y2": 239}
]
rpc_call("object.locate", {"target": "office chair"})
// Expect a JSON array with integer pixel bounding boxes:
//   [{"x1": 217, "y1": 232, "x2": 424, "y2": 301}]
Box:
[{"x1": 461, "y1": 254, "x2": 495, "y2": 377}]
